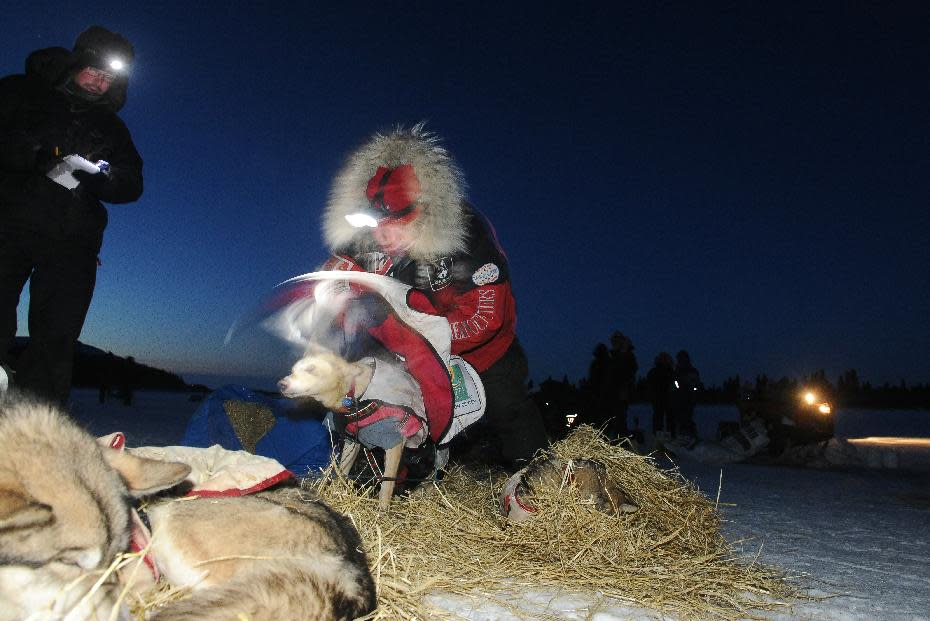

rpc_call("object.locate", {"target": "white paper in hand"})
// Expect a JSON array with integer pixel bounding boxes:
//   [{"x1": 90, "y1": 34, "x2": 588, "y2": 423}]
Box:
[{"x1": 46, "y1": 154, "x2": 101, "y2": 189}]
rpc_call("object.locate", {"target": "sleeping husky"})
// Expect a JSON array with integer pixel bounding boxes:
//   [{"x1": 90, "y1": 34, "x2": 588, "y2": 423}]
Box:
[{"x1": 0, "y1": 392, "x2": 376, "y2": 621}]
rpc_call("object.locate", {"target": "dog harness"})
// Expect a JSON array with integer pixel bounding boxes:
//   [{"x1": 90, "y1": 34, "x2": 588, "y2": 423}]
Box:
[{"x1": 336, "y1": 357, "x2": 428, "y2": 450}]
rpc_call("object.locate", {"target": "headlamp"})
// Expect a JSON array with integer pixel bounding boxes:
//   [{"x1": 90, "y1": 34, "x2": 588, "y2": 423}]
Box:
[
  {"x1": 345, "y1": 210, "x2": 380, "y2": 228},
  {"x1": 84, "y1": 47, "x2": 129, "y2": 74}
]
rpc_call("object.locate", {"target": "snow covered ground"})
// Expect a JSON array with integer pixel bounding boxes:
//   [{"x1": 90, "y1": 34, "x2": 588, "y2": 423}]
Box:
[{"x1": 67, "y1": 390, "x2": 930, "y2": 620}]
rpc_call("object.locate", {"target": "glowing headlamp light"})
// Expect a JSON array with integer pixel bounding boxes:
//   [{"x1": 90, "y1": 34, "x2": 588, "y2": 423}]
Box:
[
  {"x1": 345, "y1": 210, "x2": 380, "y2": 228},
  {"x1": 108, "y1": 57, "x2": 126, "y2": 72},
  {"x1": 344, "y1": 200, "x2": 417, "y2": 229}
]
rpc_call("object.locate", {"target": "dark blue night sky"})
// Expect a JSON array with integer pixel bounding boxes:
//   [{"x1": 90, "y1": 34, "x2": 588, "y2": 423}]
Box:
[{"x1": 4, "y1": 2, "x2": 928, "y2": 390}]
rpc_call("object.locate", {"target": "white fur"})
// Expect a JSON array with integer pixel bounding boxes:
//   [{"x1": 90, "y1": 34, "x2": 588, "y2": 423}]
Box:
[
  {"x1": 323, "y1": 123, "x2": 469, "y2": 262},
  {"x1": 0, "y1": 565, "x2": 130, "y2": 621},
  {"x1": 278, "y1": 349, "x2": 368, "y2": 410}
]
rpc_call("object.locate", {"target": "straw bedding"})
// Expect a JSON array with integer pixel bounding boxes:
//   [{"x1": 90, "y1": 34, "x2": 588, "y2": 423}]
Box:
[
  {"x1": 306, "y1": 425, "x2": 798, "y2": 620},
  {"x1": 126, "y1": 425, "x2": 799, "y2": 620}
]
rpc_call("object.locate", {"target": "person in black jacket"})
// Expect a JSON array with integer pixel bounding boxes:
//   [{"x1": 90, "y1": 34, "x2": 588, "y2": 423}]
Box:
[
  {"x1": 0, "y1": 26, "x2": 143, "y2": 406},
  {"x1": 670, "y1": 349, "x2": 702, "y2": 441},
  {"x1": 645, "y1": 351, "x2": 675, "y2": 436},
  {"x1": 603, "y1": 331, "x2": 638, "y2": 440},
  {"x1": 583, "y1": 342, "x2": 610, "y2": 429}
]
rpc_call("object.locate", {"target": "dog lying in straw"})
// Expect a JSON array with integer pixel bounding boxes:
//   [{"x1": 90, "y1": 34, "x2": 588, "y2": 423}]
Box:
[
  {"x1": 499, "y1": 456, "x2": 640, "y2": 523},
  {"x1": 0, "y1": 392, "x2": 376, "y2": 621}
]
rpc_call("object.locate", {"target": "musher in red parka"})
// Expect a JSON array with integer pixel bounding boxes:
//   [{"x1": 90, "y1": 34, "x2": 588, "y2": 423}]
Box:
[{"x1": 321, "y1": 124, "x2": 549, "y2": 468}]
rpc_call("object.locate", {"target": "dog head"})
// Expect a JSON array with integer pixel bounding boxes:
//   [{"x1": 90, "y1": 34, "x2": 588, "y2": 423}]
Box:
[
  {"x1": 0, "y1": 392, "x2": 190, "y2": 621},
  {"x1": 500, "y1": 457, "x2": 639, "y2": 522},
  {"x1": 278, "y1": 350, "x2": 355, "y2": 410}
]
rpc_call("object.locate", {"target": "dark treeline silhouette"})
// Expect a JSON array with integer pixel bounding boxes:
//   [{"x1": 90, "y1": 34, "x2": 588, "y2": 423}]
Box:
[
  {"x1": 698, "y1": 369, "x2": 930, "y2": 410},
  {"x1": 10, "y1": 337, "x2": 200, "y2": 392},
  {"x1": 534, "y1": 366, "x2": 929, "y2": 432},
  {"x1": 651, "y1": 368, "x2": 930, "y2": 409},
  {"x1": 12, "y1": 336, "x2": 927, "y2": 409},
  {"x1": 833, "y1": 368, "x2": 930, "y2": 410}
]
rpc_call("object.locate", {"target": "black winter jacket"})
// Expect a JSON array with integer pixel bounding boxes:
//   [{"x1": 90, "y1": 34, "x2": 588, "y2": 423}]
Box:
[{"x1": 0, "y1": 46, "x2": 143, "y2": 248}]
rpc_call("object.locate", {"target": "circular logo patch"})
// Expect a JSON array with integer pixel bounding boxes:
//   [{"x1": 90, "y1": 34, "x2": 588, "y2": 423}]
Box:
[{"x1": 472, "y1": 263, "x2": 500, "y2": 285}]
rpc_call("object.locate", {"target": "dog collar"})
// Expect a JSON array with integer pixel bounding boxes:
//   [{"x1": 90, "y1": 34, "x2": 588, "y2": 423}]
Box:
[
  {"x1": 341, "y1": 378, "x2": 357, "y2": 410},
  {"x1": 340, "y1": 360, "x2": 376, "y2": 411},
  {"x1": 129, "y1": 505, "x2": 160, "y2": 582}
]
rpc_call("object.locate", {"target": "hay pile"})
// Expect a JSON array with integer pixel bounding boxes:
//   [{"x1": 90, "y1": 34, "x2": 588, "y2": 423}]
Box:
[
  {"x1": 222, "y1": 399, "x2": 277, "y2": 453},
  {"x1": 308, "y1": 425, "x2": 798, "y2": 620}
]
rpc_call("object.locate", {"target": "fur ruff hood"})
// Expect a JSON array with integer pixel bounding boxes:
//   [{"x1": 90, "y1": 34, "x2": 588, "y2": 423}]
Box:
[{"x1": 324, "y1": 124, "x2": 469, "y2": 262}]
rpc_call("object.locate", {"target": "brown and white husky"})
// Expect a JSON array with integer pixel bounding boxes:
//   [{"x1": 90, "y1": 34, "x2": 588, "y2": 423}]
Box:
[{"x1": 0, "y1": 392, "x2": 376, "y2": 621}]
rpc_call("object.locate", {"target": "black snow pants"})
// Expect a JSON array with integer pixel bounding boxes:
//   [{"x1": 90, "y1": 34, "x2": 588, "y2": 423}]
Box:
[
  {"x1": 0, "y1": 218, "x2": 98, "y2": 406},
  {"x1": 462, "y1": 339, "x2": 550, "y2": 469}
]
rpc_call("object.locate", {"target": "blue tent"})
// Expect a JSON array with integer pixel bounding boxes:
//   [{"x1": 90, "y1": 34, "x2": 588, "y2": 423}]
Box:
[{"x1": 181, "y1": 385, "x2": 334, "y2": 477}]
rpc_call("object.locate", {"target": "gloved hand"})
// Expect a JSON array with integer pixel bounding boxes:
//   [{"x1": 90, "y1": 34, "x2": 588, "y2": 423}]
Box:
[{"x1": 72, "y1": 169, "x2": 110, "y2": 195}]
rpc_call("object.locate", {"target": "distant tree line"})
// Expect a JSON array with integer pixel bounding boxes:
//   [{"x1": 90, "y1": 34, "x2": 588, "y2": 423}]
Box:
[
  {"x1": 656, "y1": 369, "x2": 930, "y2": 409},
  {"x1": 71, "y1": 349, "x2": 190, "y2": 391},
  {"x1": 10, "y1": 337, "x2": 196, "y2": 392},
  {"x1": 534, "y1": 367, "x2": 930, "y2": 413}
]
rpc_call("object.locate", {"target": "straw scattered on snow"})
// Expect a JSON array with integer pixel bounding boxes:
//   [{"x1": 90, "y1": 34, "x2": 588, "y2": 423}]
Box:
[
  {"x1": 304, "y1": 424, "x2": 801, "y2": 620},
  {"x1": 122, "y1": 425, "x2": 804, "y2": 619}
]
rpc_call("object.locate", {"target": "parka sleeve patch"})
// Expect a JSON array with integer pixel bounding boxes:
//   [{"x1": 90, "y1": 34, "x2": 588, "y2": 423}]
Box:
[{"x1": 471, "y1": 263, "x2": 500, "y2": 286}]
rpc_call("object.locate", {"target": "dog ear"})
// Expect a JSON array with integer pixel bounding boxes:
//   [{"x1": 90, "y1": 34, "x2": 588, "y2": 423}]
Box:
[
  {"x1": 103, "y1": 450, "x2": 192, "y2": 498},
  {"x1": 0, "y1": 471, "x2": 53, "y2": 530}
]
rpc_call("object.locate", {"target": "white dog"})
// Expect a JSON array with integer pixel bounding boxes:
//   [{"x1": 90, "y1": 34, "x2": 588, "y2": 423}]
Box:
[
  {"x1": 279, "y1": 347, "x2": 428, "y2": 510},
  {"x1": 273, "y1": 271, "x2": 486, "y2": 510}
]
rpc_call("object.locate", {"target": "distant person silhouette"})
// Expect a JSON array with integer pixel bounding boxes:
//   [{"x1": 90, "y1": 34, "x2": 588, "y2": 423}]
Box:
[
  {"x1": 602, "y1": 331, "x2": 638, "y2": 440},
  {"x1": 98, "y1": 351, "x2": 116, "y2": 403},
  {"x1": 119, "y1": 356, "x2": 137, "y2": 407},
  {"x1": 584, "y1": 343, "x2": 610, "y2": 429},
  {"x1": 670, "y1": 349, "x2": 701, "y2": 441},
  {"x1": 646, "y1": 352, "x2": 675, "y2": 436}
]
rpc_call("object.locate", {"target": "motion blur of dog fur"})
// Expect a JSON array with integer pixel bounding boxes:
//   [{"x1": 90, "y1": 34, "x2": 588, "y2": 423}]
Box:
[
  {"x1": 0, "y1": 392, "x2": 376, "y2": 621},
  {"x1": 278, "y1": 346, "x2": 372, "y2": 411}
]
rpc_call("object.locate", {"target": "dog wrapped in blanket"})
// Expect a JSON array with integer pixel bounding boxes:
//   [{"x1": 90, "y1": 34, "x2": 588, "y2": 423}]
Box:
[
  {"x1": 0, "y1": 392, "x2": 376, "y2": 621},
  {"x1": 272, "y1": 270, "x2": 486, "y2": 510}
]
